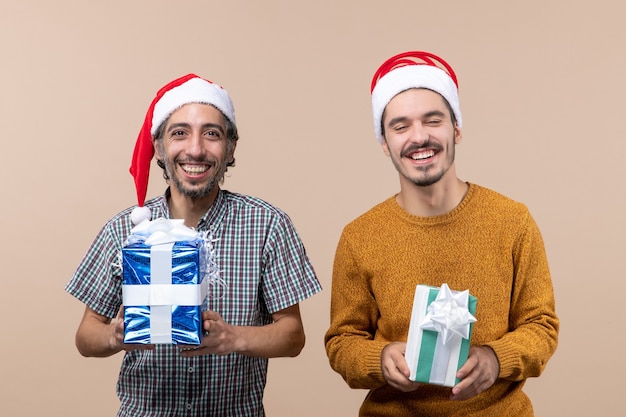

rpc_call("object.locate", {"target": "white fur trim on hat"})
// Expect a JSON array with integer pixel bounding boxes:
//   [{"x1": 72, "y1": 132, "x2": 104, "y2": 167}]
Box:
[
  {"x1": 371, "y1": 65, "x2": 462, "y2": 144},
  {"x1": 151, "y1": 77, "x2": 236, "y2": 136}
]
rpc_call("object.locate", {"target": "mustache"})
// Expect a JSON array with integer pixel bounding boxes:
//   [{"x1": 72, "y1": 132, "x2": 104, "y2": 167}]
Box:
[
  {"x1": 400, "y1": 141, "x2": 443, "y2": 158},
  {"x1": 173, "y1": 157, "x2": 217, "y2": 165}
]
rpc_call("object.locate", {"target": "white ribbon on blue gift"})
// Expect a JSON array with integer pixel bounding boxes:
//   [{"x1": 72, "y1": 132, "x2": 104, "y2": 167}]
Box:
[{"x1": 122, "y1": 218, "x2": 208, "y2": 344}]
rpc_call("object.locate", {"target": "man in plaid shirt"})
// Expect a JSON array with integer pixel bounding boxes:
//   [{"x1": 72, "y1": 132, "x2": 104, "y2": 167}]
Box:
[{"x1": 66, "y1": 74, "x2": 322, "y2": 416}]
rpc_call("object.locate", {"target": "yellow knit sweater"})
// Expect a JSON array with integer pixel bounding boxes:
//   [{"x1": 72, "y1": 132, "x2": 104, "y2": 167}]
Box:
[{"x1": 325, "y1": 183, "x2": 559, "y2": 416}]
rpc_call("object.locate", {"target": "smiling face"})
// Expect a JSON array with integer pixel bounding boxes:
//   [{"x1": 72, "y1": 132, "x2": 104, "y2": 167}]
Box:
[
  {"x1": 381, "y1": 88, "x2": 461, "y2": 188},
  {"x1": 154, "y1": 103, "x2": 235, "y2": 202}
]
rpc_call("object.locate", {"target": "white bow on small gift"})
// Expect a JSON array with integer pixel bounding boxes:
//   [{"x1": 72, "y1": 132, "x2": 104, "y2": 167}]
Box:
[
  {"x1": 419, "y1": 283, "x2": 477, "y2": 345},
  {"x1": 130, "y1": 217, "x2": 200, "y2": 246}
]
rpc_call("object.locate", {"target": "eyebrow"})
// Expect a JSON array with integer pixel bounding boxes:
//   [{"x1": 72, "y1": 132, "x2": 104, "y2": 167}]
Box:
[
  {"x1": 166, "y1": 122, "x2": 225, "y2": 135},
  {"x1": 386, "y1": 110, "x2": 447, "y2": 127},
  {"x1": 422, "y1": 110, "x2": 447, "y2": 119}
]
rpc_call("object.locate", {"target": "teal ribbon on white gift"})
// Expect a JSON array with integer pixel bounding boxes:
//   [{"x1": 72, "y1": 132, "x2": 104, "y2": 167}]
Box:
[
  {"x1": 122, "y1": 218, "x2": 208, "y2": 344},
  {"x1": 405, "y1": 284, "x2": 477, "y2": 387}
]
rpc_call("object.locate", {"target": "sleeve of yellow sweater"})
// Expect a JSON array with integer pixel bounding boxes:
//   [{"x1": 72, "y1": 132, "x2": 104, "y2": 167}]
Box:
[
  {"x1": 324, "y1": 229, "x2": 389, "y2": 390},
  {"x1": 485, "y1": 212, "x2": 559, "y2": 381}
]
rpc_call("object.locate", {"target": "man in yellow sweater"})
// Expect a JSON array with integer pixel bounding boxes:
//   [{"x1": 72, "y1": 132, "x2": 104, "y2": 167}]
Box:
[{"x1": 324, "y1": 51, "x2": 559, "y2": 416}]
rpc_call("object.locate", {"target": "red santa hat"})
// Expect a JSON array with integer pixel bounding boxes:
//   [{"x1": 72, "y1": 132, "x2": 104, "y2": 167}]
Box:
[
  {"x1": 370, "y1": 51, "x2": 462, "y2": 144},
  {"x1": 129, "y1": 74, "x2": 236, "y2": 225}
]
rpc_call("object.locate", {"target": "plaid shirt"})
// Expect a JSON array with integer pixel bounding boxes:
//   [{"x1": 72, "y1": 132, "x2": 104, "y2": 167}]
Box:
[{"x1": 66, "y1": 189, "x2": 321, "y2": 417}]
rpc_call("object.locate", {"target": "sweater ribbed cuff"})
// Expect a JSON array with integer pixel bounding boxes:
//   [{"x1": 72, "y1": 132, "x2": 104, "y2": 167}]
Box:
[
  {"x1": 484, "y1": 341, "x2": 521, "y2": 381},
  {"x1": 363, "y1": 340, "x2": 392, "y2": 387}
]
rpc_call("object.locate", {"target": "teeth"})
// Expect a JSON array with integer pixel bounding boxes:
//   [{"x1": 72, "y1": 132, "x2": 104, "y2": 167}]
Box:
[
  {"x1": 410, "y1": 150, "x2": 435, "y2": 160},
  {"x1": 181, "y1": 164, "x2": 209, "y2": 174}
]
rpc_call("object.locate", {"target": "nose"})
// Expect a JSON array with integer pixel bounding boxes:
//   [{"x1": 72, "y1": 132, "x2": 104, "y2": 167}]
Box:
[
  {"x1": 186, "y1": 131, "x2": 205, "y2": 158},
  {"x1": 410, "y1": 122, "x2": 430, "y2": 145}
]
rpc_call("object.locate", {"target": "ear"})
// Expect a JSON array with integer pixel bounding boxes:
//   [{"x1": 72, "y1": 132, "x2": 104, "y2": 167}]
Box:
[
  {"x1": 381, "y1": 137, "x2": 391, "y2": 157},
  {"x1": 152, "y1": 138, "x2": 163, "y2": 160},
  {"x1": 228, "y1": 140, "x2": 237, "y2": 163},
  {"x1": 454, "y1": 124, "x2": 462, "y2": 145}
]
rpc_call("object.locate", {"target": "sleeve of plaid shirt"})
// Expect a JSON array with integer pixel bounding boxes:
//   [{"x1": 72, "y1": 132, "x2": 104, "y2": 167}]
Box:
[{"x1": 66, "y1": 217, "x2": 130, "y2": 318}]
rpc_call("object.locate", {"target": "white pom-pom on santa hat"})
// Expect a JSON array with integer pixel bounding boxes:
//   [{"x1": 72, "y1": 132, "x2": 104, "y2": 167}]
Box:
[
  {"x1": 128, "y1": 74, "x2": 236, "y2": 225},
  {"x1": 130, "y1": 206, "x2": 151, "y2": 226},
  {"x1": 370, "y1": 51, "x2": 462, "y2": 144}
]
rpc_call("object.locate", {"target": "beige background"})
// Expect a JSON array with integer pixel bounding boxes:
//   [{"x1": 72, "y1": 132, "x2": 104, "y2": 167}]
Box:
[{"x1": 1, "y1": 1, "x2": 624, "y2": 416}]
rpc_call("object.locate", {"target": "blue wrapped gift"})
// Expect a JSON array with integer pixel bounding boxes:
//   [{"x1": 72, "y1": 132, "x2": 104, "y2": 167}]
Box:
[{"x1": 122, "y1": 237, "x2": 208, "y2": 345}]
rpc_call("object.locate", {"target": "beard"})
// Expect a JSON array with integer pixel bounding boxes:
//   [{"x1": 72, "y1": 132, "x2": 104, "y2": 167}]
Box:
[
  {"x1": 164, "y1": 156, "x2": 228, "y2": 200},
  {"x1": 392, "y1": 139, "x2": 456, "y2": 187},
  {"x1": 409, "y1": 167, "x2": 446, "y2": 187}
]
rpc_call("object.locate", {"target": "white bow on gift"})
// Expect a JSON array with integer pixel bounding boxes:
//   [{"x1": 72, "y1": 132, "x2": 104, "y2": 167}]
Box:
[
  {"x1": 419, "y1": 283, "x2": 477, "y2": 345},
  {"x1": 130, "y1": 218, "x2": 200, "y2": 246}
]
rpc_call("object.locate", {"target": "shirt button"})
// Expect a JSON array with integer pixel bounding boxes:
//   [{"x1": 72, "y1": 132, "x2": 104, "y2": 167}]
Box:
[
  {"x1": 188, "y1": 366, "x2": 194, "y2": 373},
  {"x1": 186, "y1": 403, "x2": 192, "y2": 410}
]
